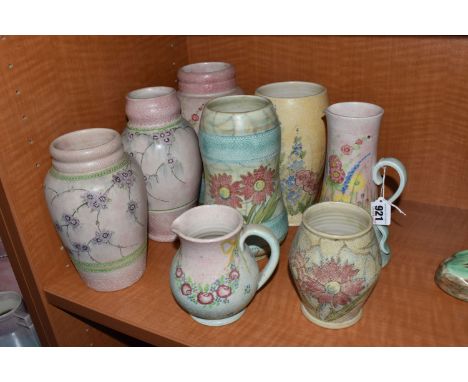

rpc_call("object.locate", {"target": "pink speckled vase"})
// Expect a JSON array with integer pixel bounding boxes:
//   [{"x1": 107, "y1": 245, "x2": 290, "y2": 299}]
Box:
[
  {"x1": 122, "y1": 87, "x2": 202, "y2": 242},
  {"x1": 177, "y1": 62, "x2": 243, "y2": 134},
  {"x1": 44, "y1": 128, "x2": 148, "y2": 292},
  {"x1": 170, "y1": 205, "x2": 279, "y2": 326}
]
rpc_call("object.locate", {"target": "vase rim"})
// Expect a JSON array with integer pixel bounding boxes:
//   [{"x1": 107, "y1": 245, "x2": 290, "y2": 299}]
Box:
[
  {"x1": 126, "y1": 86, "x2": 176, "y2": 100},
  {"x1": 205, "y1": 95, "x2": 272, "y2": 115},
  {"x1": 171, "y1": 205, "x2": 243, "y2": 244},
  {"x1": 326, "y1": 102, "x2": 384, "y2": 119},
  {"x1": 255, "y1": 81, "x2": 327, "y2": 99},
  {"x1": 302, "y1": 202, "x2": 372, "y2": 240},
  {"x1": 178, "y1": 62, "x2": 234, "y2": 79},
  {"x1": 49, "y1": 128, "x2": 123, "y2": 173}
]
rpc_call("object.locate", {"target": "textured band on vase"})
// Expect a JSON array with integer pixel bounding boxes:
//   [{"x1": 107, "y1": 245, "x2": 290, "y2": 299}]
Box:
[{"x1": 199, "y1": 126, "x2": 280, "y2": 162}]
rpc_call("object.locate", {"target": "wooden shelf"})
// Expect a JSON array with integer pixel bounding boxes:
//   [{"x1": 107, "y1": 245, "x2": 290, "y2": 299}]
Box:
[{"x1": 43, "y1": 200, "x2": 468, "y2": 346}]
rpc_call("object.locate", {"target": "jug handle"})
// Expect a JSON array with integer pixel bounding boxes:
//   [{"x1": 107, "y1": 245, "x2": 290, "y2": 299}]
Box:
[
  {"x1": 373, "y1": 225, "x2": 391, "y2": 267},
  {"x1": 239, "y1": 224, "x2": 280, "y2": 290},
  {"x1": 372, "y1": 157, "x2": 407, "y2": 205}
]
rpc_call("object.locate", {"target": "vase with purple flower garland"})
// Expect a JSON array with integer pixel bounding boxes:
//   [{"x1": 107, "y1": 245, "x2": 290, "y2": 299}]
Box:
[
  {"x1": 318, "y1": 102, "x2": 407, "y2": 267},
  {"x1": 44, "y1": 128, "x2": 148, "y2": 292},
  {"x1": 122, "y1": 86, "x2": 202, "y2": 242}
]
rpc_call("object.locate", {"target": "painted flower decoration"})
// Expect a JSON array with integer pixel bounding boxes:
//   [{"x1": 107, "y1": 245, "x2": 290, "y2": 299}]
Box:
[
  {"x1": 153, "y1": 130, "x2": 174, "y2": 145},
  {"x1": 82, "y1": 192, "x2": 109, "y2": 211},
  {"x1": 341, "y1": 144, "x2": 353, "y2": 155},
  {"x1": 300, "y1": 258, "x2": 365, "y2": 308},
  {"x1": 295, "y1": 169, "x2": 318, "y2": 195},
  {"x1": 329, "y1": 155, "x2": 342, "y2": 169},
  {"x1": 355, "y1": 138, "x2": 363, "y2": 145},
  {"x1": 240, "y1": 165, "x2": 275, "y2": 205},
  {"x1": 197, "y1": 292, "x2": 214, "y2": 305},
  {"x1": 71, "y1": 242, "x2": 90, "y2": 253},
  {"x1": 91, "y1": 230, "x2": 113, "y2": 245},
  {"x1": 181, "y1": 283, "x2": 192, "y2": 296},
  {"x1": 191, "y1": 113, "x2": 199, "y2": 121},
  {"x1": 62, "y1": 213, "x2": 80, "y2": 229},
  {"x1": 209, "y1": 173, "x2": 242, "y2": 208},
  {"x1": 329, "y1": 168, "x2": 345, "y2": 184},
  {"x1": 112, "y1": 169, "x2": 135, "y2": 189},
  {"x1": 175, "y1": 267, "x2": 184, "y2": 278},
  {"x1": 292, "y1": 141, "x2": 303, "y2": 155},
  {"x1": 229, "y1": 269, "x2": 240, "y2": 280},
  {"x1": 127, "y1": 200, "x2": 138, "y2": 215},
  {"x1": 216, "y1": 285, "x2": 232, "y2": 298}
]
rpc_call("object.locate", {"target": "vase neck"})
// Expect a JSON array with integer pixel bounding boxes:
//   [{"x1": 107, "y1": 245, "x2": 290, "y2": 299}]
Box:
[
  {"x1": 178, "y1": 62, "x2": 237, "y2": 95},
  {"x1": 126, "y1": 86, "x2": 181, "y2": 128},
  {"x1": 49, "y1": 128, "x2": 125, "y2": 174}
]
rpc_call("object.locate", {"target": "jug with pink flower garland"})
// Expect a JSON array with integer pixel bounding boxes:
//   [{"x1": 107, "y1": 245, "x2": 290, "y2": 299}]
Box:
[
  {"x1": 319, "y1": 102, "x2": 407, "y2": 267},
  {"x1": 170, "y1": 205, "x2": 279, "y2": 326}
]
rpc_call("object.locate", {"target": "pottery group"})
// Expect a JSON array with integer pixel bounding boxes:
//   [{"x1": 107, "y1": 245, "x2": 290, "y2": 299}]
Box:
[{"x1": 43, "y1": 60, "x2": 409, "y2": 328}]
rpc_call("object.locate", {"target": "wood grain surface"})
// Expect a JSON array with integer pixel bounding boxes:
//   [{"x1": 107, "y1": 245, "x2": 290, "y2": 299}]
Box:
[
  {"x1": 187, "y1": 36, "x2": 468, "y2": 210},
  {"x1": 0, "y1": 36, "x2": 188, "y2": 345},
  {"x1": 45, "y1": 200, "x2": 468, "y2": 346}
]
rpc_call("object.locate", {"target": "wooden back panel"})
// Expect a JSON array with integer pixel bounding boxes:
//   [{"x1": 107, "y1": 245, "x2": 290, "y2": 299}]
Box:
[
  {"x1": 0, "y1": 36, "x2": 187, "y2": 345},
  {"x1": 187, "y1": 36, "x2": 468, "y2": 210}
]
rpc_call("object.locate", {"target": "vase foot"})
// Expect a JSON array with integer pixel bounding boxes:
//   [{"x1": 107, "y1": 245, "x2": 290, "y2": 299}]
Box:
[
  {"x1": 300, "y1": 304, "x2": 363, "y2": 329},
  {"x1": 191, "y1": 310, "x2": 245, "y2": 326}
]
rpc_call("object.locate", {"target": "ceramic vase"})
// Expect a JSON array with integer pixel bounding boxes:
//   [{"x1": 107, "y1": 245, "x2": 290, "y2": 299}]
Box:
[
  {"x1": 177, "y1": 62, "x2": 243, "y2": 134},
  {"x1": 319, "y1": 102, "x2": 407, "y2": 267},
  {"x1": 199, "y1": 95, "x2": 289, "y2": 250},
  {"x1": 256, "y1": 81, "x2": 328, "y2": 226},
  {"x1": 289, "y1": 202, "x2": 386, "y2": 329},
  {"x1": 44, "y1": 128, "x2": 148, "y2": 292},
  {"x1": 170, "y1": 205, "x2": 280, "y2": 326},
  {"x1": 122, "y1": 87, "x2": 202, "y2": 242}
]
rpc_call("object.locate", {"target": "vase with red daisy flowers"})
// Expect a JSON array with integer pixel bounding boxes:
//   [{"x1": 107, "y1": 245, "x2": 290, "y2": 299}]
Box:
[
  {"x1": 199, "y1": 95, "x2": 288, "y2": 255},
  {"x1": 289, "y1": 202, "x2": 387, "y2": 329}
]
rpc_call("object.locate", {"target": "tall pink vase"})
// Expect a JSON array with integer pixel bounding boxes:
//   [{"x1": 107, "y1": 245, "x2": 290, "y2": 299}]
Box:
[
  {"x1": 177, "y1": 62, "x2": 243, "y2": 134},
  {"x1": 122, "y1": 87, "x2": 202, "y2": 242}
]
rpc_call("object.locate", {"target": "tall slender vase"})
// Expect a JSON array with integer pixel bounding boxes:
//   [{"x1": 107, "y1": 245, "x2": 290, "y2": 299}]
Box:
[
  {"x1": 319, "y1": 102, "x2": 407, "y2": 267},
  {"x1": 199, "y1": 95, "x2": 288, "y2": 249},
  {"x1": 44, "y1": 128, "x2": 148, "y2": 292},
  {"x1": 256, "y1": 81, "x2": 328, "y2": 226},
  {"x1": 177, "y1": 62, "x2": 243, "y2": 134},
  {"x1": 122, "y1": 87, "x2": 202, "y2": 242}
]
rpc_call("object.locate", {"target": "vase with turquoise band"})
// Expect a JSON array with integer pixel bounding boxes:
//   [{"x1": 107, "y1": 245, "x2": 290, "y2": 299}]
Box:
[
  {"x1": 44, "y1": 128, "x2": 148, "y2": 292},
  {"x1": 319, "y1": 102, "x2": 407, "y2": 267},
  {"x1": 122, "y1": 86, "x2": 202, "y2": 242},
  {"x1": 199, "y1": 95, "x2": 288, "y2": 256}
]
